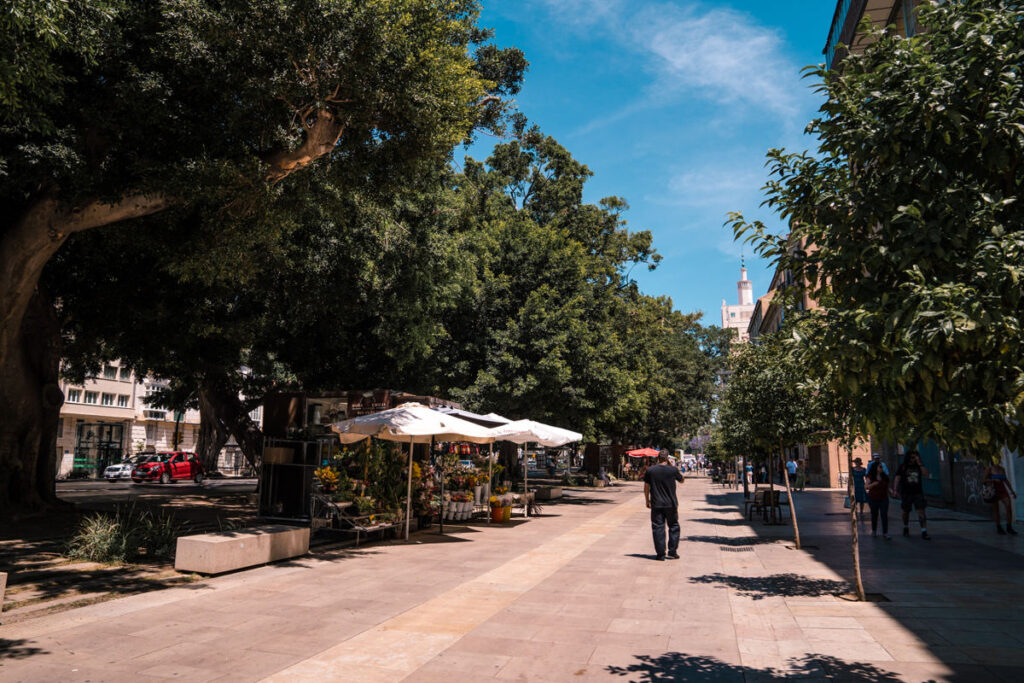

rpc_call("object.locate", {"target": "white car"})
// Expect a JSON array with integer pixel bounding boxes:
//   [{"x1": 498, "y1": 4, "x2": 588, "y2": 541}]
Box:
[{"x1": 104, "y1": 456, "x2": 148, "y2": 481}]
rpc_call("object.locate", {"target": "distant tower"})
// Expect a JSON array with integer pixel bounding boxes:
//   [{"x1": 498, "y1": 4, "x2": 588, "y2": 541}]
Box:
[
  {"x1": 737, "y1": 258, "x2": 753, "y2": 306},
  {"x1": 721, "y1": 260, "x2": 756, "y2": 343}
]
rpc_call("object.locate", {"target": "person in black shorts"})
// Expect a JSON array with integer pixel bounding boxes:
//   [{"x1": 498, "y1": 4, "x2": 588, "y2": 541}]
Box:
[
  {"x1": 893, "y1": 450, "x2": 930, "y2": 540},
  {"x1": 643, "y1": 451, "x2": 684, "y2": 560}
]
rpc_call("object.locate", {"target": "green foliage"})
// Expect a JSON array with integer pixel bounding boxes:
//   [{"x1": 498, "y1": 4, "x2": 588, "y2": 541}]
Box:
[
  {"x1": 66, "y1": 505, "x2": 186, "y2": 563},
  {"x1": 717, "y1": 334, "x2": 819, "y2": 457},
  {"x1": 730, "y1": 1, "x2": 1024, "y2": 459},
  {"x1": 424, "y1": 126, "x2": 728, "y2": 443}
]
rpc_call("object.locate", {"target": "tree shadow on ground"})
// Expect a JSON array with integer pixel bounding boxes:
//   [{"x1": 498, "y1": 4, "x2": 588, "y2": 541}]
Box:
[
  {"x1": 605, "y1": 652, "x2": 908, "y2": 682},
  {"x1": 0, "y1": 638, "x2": 48, "y2": 660},
  {"x1": 4, "y1": 563, "x2": 205, "y2": 605},
  {"x1": 703, "y1": 495, "x2": 739, "y2": 506},
  {"x1": 686, "y1": 518, "x2": 753, "y2": 527},
  {"x1": 683, "y1": 535, "x2": 781, "y2": 546},
  {"x1": 688, "y1": 573, "x2": 851, "y2": 600},
  {"x1": 551, "y1": 496, "x2": 616, "y2": 506}
]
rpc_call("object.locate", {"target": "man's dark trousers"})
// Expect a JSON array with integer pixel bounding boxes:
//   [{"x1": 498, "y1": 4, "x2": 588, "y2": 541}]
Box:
[{"x1": 651, "y1": 506, "x2": 680, "y2": 558}]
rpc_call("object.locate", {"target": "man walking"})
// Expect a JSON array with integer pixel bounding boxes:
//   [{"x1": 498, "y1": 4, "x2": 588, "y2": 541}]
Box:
[
  {"x1": 644, "y1": 451, "x2": 684, "y2": 561},
  {"x1": 893, "y1": 450, "x2": 930, "y2": 540}
]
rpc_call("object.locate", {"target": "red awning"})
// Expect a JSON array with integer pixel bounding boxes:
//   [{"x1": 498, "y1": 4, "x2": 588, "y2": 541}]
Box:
[{"x1": 626, "y1": 447, "x2": 661, "y2": 458}]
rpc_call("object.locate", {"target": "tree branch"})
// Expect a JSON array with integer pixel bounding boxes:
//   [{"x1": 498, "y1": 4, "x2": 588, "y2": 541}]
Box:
[{"x1": 264, "y1": 109, "x2": 345, "y2": 185}]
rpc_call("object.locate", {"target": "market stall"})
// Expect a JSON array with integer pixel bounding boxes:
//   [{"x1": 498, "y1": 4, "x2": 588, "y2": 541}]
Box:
[
  {"x1": 488, "y1": 420, "x2": 583, "y2": 518},
  {"x1": 331, "y1": 403, "x2": 495, "y2": 540}
]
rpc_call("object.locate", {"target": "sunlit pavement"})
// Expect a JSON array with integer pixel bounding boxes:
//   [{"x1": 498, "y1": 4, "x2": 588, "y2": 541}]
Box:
[{"x1": 2, "y1": 479, "x2": 1022, "y2": 681}]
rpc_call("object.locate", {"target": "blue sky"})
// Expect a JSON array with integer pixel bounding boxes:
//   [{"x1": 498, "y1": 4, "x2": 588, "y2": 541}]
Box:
[{"x1": 475, "y1": 0, "x2": 837, "y2": 325}]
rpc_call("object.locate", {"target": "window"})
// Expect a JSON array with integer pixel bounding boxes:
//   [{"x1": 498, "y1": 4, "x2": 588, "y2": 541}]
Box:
[
  {"x1": 57, "y1": 417, "x2": 64, "y2": 435},
  {"x1": 84, "y1": 391, "x2": 98, "y2": 404},
  {"x1": 145, "y1": 423, "x2": 158, "y2": 442},
  {"x1": 117, "y1": 395, "x2": 129, "y2": 408},
  {"x1": 67, "y1": 389, "x2": 82, "y2": 403},
  {"x1": 119, "y1": 367, "x2": 132, "y2": 381},
  {"x1": 101, "y1": 393, "x2": 115, "y2": 406},
  {"x1": 103, "y1": 365, "x2": 117, "y2": 380},
  {"x1": 730, "y1": 312, "x2": 736, "y2": 318}
]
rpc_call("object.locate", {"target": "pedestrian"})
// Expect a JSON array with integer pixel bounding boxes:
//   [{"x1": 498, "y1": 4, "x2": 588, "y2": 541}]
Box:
[
  {"x1": 795, "y1": 460, "x2": 806, "y2": 491},
  {"x1": 870, "y1": 452, "x2": 889, "y2": 477},
  {"x1": 983, "y1": 462, "x2": 1017, "y2": 535},
  {"x1": 759, "y1": 463, "x2": 767, "y2": 484},
  {"x1": 893, "y1": 450, "x2": 930, "y2": 540},
  {"x1": 786, "y1": 457, "x2": 798, "y2": 489},
  {"x1": 851, "y1": 457, "x2": 867, "y2": 519},
  {"x1": 866, "y1": 457, "x2": 891, "y2": 539},
  {"x1": 643, "y1": 451, "x2": 684, "y2": 561}
]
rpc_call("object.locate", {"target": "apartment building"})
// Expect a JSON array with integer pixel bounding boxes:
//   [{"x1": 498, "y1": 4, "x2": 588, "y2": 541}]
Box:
[
  {"x1": 57, "y1": 362, "x2": 200, "y2": 477},
  {"x1": 824, "y1": 0, "x2": 922, "y2": 69}
]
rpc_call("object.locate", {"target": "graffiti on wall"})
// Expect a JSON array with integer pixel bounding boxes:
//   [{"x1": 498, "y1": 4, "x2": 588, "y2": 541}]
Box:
[{"x1": 954, "y1": 461, "x2": 990, "y2": 515}]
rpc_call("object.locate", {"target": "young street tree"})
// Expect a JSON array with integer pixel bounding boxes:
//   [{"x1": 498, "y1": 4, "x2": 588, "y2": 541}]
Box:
[
  {"x1": 0, "y1": 0, "x2": 525, "y2": 511},
  {"x1": 731, "y1": 0, "x2": 1024, "y2": 459},
  {"x1": 717, "y1": 333, "x2": 817, "y2": 547}
]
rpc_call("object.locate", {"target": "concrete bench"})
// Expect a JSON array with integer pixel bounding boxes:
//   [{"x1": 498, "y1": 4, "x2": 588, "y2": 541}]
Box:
[
  {"x1": 174, "y1": 525, "x2": 309, "y2": 575},
  {"x1": 535, "y1": 486, "x2": 563, "y2": 500}
]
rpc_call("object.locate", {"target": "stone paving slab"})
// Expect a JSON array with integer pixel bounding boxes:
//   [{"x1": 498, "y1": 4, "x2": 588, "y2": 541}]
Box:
[{"x1": 3, "y1": 479, "x2": 1024, "y2": 682}]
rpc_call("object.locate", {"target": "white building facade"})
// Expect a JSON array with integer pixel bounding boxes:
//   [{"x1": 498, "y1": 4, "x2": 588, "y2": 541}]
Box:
[
  {"x1": 720, "y1": 265, "x2": 755, "y2": 343},
  {"x1": 57, "y1": 362, "x2": 200, "y2": 478}
]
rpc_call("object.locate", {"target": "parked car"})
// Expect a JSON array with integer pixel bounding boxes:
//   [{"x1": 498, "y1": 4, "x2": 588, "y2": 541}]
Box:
[
  {"x1": 104, "y1": 455, "x2": 150, "y2": 481},
  {"x1": 132, "y1": 451, "x2": 204, "y2": 484}
]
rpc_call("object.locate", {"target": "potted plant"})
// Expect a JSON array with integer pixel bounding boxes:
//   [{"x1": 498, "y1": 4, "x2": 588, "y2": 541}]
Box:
[
  {"x1": 489, "y1": 495, "x2": 504, "y2": 523},
  {"x1": 354, "y1": 496, "x2": 374, "y2": 516}
]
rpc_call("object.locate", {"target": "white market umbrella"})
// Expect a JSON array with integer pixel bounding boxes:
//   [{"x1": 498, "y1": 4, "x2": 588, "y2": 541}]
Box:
[
  {"x1": 331, "y1": 403, "x2": 495, "y2": 539},
  {"x1": 488, "y1": 419, "x2": 583, "y2": 517}
]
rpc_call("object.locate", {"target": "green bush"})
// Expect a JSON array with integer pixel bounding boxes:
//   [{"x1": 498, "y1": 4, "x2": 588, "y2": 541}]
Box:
[{"x1": 66, "y1": 505, "x2": 186, "y2": 563}]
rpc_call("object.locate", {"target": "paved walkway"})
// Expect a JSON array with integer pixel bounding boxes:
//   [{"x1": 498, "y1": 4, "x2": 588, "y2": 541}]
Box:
[{"x1": 2, "y1": 479, "x2": 1023, "y2": 681}]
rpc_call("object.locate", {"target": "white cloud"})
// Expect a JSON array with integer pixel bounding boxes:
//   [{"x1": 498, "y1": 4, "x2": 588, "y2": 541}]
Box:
[
  {"x1": 666, "y1": 167, "x2": 765, "y2": 208},
  {"x1": 634, "y1": 4, "x2": 800, "y2": 117},
  {"x1": 538, "y1": 1, "x2": 804, "y2": 132}
]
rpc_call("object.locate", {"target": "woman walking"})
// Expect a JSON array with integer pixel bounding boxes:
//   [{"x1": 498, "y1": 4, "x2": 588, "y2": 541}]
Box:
[
  {"x1": 984, "y1": 463, "x2": 1017, "y2": 535},
  {"x1": 851, "y1": 457, "x2": 868, "y2": 520},
  {"x1": 866, "y1": 458, "x2": 891, "y2": 539}
]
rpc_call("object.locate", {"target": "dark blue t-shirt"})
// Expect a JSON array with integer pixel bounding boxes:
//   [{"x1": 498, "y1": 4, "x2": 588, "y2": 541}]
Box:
[{"x1": 644, "y1": 463, "x2": 683, "y2": 508}]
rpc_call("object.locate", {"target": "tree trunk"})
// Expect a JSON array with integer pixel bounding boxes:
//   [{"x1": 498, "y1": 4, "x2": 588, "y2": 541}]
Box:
[
  {"x1": 848, "y1": 441, "x2": 866, "y2": 601},
  {"x1": 0, "y1": 193, "x2": 170, "y2": 515},
  {"x1": 0, "y1": 291, "x2": 65, "y2": 515},
  {"x1": 200, "y1": 383, "x2": 264, "y2": 469},
  {"x1": 781, "y1": 440, "x2": 801, "y2": 548},
  {"x1": 197, "y1": 388, "x2": 232, "y2": 473}
]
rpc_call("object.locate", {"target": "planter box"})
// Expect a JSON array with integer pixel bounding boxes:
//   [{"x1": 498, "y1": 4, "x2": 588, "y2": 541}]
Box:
[
  {"x1": 535, "y1": 486, "x2": 563, "y2": 500},
  {"x1": 174, "y1": 524, "x2": 309, "y2": 575}
]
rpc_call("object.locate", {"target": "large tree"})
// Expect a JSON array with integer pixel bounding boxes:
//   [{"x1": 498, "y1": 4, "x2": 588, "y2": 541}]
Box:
[
  {"x1": 1, "y1": 0, "x2": 525, "y2": 510},
  {"x1": 422, "y1": 126, "x2": 726, "y2": 442},
  {"x1": 731, "y1": 0, "x2": 1024, "y2": 458}
]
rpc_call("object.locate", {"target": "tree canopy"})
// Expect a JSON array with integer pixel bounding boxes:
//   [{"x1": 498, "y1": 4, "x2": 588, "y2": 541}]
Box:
[
  {"x1": 731, "y1": 0, "x2": 1024, "y2": 459},
  {"x1": 1, "y1": 0, "x2": 525, "y2": 509}
]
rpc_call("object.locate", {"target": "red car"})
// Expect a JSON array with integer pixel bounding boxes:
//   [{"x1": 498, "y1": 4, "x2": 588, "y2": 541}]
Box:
[{"x1": 132, "y1": 451, "x2": 205, "y2": 484}]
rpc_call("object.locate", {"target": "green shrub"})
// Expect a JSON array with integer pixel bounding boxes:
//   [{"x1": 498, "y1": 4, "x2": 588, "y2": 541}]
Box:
[{"x1": 66, "y1": 505, "x2": 186, "y2": 563}]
